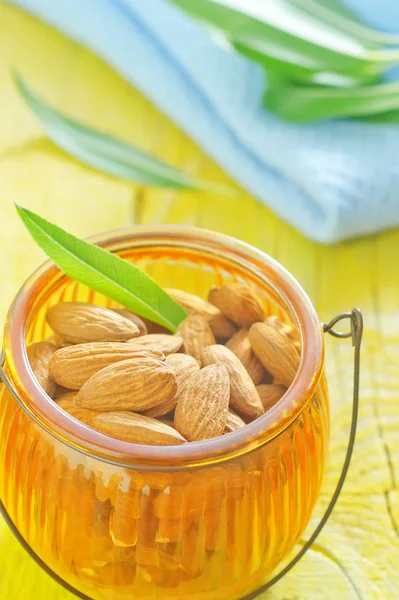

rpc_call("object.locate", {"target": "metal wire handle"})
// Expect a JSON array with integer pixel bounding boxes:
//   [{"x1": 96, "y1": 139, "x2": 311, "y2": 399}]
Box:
[{"x1": 0, "y1": 308, "x2": 363, "y2": 600}]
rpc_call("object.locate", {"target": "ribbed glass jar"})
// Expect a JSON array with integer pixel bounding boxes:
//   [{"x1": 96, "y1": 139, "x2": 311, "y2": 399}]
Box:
[{"x1": 0, "y1": 226, "x2": 328, "y2": 600}]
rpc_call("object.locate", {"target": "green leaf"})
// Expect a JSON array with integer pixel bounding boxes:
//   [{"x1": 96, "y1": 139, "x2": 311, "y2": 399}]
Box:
[
  {"x1": 16, "y1": 205, "x2": 188, "y2": 332},
  {"x1": 172, "y1": 0, "x2": 399, "y2": 79},
  {"x1": 290, "y1": 0, "x2": 399, "y2": 47},
  {"x1": 358, "y1": 109, "x2": 399, "y2": 123},
  {"x1": 264, "y1": 78, "x2": 399, "y2": 121},
  {"x1": 14, "y1": 73, "x2": 234, "y2": 196},
  {"x1": 233, "y1": 37, "x2": 380, "y2": 86},
  {"x1": 306, "y1": 0, "x2": 370, "y2": 24}
]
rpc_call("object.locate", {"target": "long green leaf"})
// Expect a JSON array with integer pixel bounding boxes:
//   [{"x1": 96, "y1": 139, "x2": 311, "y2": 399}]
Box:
[
  {"x1": 16, "y1": 206, "x2": 187, "y2": 332},
  {"x1": 14, "y1": 73, "x2": 233, "y2": 196},
  {"x1": 172, "y1": 0, "x2": 399, "y2": 78},
  {"x1": 307, "y1": 0, "x2": 372, "y2": 25},
  {"x1": 264, "y1": 78, "x2": 399, "y2": 121},
  {"x1": 358, "y1": 110, "x2": 399, "y2": 123},
  {"x1": 233, "y1": 37, "x2": 380, "y2": 86},
  {"x1": 291, "y1": 0, "x2": 399, "y2": 47}
]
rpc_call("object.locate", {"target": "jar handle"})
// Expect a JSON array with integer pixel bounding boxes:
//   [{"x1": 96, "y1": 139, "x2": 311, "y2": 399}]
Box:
[{"x1": 241, "y1": 307, "x2": 364, "y2": 599}]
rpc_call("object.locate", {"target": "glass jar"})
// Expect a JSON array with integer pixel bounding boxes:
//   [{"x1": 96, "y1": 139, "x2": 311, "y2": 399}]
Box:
[{"x1": 0, "y1": 226, "x2": 328, "y2": 600}]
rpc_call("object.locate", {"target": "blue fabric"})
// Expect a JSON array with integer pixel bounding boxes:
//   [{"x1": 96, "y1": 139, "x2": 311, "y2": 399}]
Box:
[{"x1": 8, "y1": 0, "x2": 399, "y2": 243}]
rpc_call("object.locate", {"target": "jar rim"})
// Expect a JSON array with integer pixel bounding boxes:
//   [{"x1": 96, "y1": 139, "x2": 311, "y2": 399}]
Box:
[{"x1": 3, "y1": 225, "x2": 324, "y2": 469}]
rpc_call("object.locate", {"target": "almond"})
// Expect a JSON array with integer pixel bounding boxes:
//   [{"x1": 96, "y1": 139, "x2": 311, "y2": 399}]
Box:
[
  {"x1": 224, "y1": 409, "x2": 246, "y2": 433},
  {"x1": 56, "y1": 392, "x2": 100, "y2": 426},
  {"x1": 202, "y1": 345, "x2": 264, "y2": 420},
  {"x1": 112, "y1": 308, "x2": 147, "y2": 336},
  {"x1": 174, "y1": 364, "x2": 230, "y2": 441},
  {"x1": 142, "y1": 354, "x2": 200, "y2": 418},
  {"x1": 256, "y1": 384, "x2": 287, "y2": 411},
  {"x1": 92, "y1": 412, "x2": 186, "y2": 445},
  {"x1": 49, "y1": 342, "x2": 164, "y2": 390},
  {"x1": 249, "y1": 319, "x2": 300, "y2": 387},
  {"x1": 54, "y1": 390, "x2": 77, "y2": 402},
  {"x1": 128, "y1": 333, "x2": 183, "y2": 355},
  {"x1": 166, "y1": 288, "x2": 236, "y2": 339},
  {"x1": 27, "y1": 341, "x2": 57, "y2": 397},
  {"x1": 178, "y1": 315, "x2": 216, "y2": 366},
  {"x1": 208, "y1": 283, "x2": 265, "y2": 327},
  {"x1": 265, "y1": 316, "x2": 301, "y2": 354},
  {"x1": 47, "y1": 302, "x2": 140, "y2": 344},
  {"x1": 225, "y1": 329, "x2": 265, "y2": 384},
  {"x1": 75, "y1": 357, "x2": 177, "y2": 412}
]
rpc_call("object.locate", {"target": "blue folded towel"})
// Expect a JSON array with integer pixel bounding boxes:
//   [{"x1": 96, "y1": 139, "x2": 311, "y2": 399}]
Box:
[{"x1": 8, "y1": 0, "x2": 399, "y2": 243}]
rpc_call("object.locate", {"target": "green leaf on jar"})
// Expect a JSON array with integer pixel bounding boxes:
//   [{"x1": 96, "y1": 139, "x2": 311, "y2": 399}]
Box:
[{"x1": 16, "y1": 205, "x2": 188, "y2": 332}]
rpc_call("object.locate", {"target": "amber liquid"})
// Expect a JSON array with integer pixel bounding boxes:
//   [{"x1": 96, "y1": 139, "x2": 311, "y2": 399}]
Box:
[{"x1": 0, "y1": 243, "x2": 329, "y2": 599}]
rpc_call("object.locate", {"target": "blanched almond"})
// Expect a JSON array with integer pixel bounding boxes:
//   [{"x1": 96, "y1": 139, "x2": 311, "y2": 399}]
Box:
[
  {"x1": 56, "y1": 392, "x2": 100, "y2": 425},
  {"x1": 249, "y1": 319, "x2": 300, "y2": 387},
  {"x1": 202, "y1": 345, "x2": 264, "y2": 420},
  {"x1": 178, "y1": 315, "x2": 216, "y2": 365},
  {"x1": 166, "y1": 288, "x2": 236, "y2": 339},
  {"x1": 128, "y1": 333, "x2": 183, "y2": 355},
  {"x1": 208, "y1": 283, "x2": 265, "y2": 327},
  {"x1": 112, "y1": 308, "x2": 147, "y2": 336},
  {"x1": 226, "y1": 329, "x2": 265, "y2": 384},
  {"x1": 27, "y1": 341, "x2": 57, "y2": 397},
  {"x1": 49, "y1": 342, "x2": 164, "y2": 390},
  {"x1": 142, "y1": 354, "x2": 200, "y2": 418},
  {"x1": 174, "y1": 364, "x2": 230, "y2": 441},
  {"x1": 224, "y1": 409, "x2": 246, "y2": 433},
  {"x1": 256, "y1": 384, "x2": 287, "y2": 411},
  {"x1": 76, "y1": 357, "x2": 177, "y2": 412},
  {"x1": 47, "y1": 302, "x2": 140, "y2": 344},
  {"x1": 92, "y1": 412, "x2": 186, "y2": 445}
]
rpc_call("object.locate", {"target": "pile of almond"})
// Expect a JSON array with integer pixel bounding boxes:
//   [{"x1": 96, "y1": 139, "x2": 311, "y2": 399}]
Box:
[{"x1": 27, "y1": 283, "x2": 301, "y2": 445}]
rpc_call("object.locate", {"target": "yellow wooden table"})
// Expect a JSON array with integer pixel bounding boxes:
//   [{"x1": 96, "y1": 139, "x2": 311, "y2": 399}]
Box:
[{"x1": 0, "y1": 4, "x2": 398, "y2": 599}]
